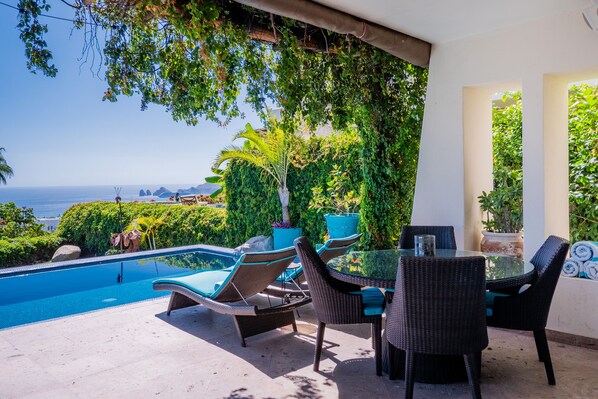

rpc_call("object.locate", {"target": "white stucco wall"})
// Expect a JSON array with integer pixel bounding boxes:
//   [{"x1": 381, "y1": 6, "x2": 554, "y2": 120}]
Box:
[
  {"x1": 412, "y1": 10, "x2": 598, "y2": 338},
  {"x1": 548, "y1": 277, "x2": 598, "y2": 338}
]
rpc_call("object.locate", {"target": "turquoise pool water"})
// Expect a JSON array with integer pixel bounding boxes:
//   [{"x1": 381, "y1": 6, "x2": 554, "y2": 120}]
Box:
[{"x1": 0, "y1": 249, "x2": 236, "y2": 329}]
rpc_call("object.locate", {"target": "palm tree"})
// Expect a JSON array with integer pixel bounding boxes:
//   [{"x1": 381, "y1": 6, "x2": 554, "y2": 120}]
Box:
[
  {"x1": 214, "y1": 121, "x2": 292, "y2": 225},
  {"x1": 205, "y1": 167, "x2": 225, "y2": 198},
  {"x1": 0, "y1": 148, "x2": 14, "y2": 185}
]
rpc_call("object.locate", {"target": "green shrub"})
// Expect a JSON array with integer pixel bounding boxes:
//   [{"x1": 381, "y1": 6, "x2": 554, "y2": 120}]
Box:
[
  {"x1": 57, "y1": 202, "x2": 227, "y2": 255},
  {"x1": 0, "y1": 202, "x2": 45, "y2": 238},
  {"x1": 569, "y1": 84, "x2": 598, "y2": 242},
  {"x1": 0, "y1": 235, "x2": 63, "y2": 268},
  {"x1": 0, "y1": 202, "x2": 61, "y2": 267},
  {"x1": 485, "y1": 92, "x2": 524, "y2": 233}
]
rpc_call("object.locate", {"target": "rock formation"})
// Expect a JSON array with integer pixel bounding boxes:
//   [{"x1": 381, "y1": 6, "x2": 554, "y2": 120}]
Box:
[{"x1": 51, "y1": 245, "x2": 82, "y2": 262}]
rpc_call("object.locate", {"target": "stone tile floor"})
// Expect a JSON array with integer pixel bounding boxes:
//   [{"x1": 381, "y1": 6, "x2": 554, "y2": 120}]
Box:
[{"x1": 1, "y1": 297, "x2": 597, "y2": 398}]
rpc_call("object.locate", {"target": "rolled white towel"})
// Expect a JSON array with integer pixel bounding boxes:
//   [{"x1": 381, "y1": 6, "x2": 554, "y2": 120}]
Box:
[
  {"x1": 570, "y1": 241, "x2": 598, "y2": 262},
  {"x1": 583, "y1": 260, "x2": 598, "y2": 280},
  {"x1": 561, "y1": 258, "x2": 582, "y2": 277},
  {"x1": 580, "y1": 261, "x2": 588, "y2": 278}
]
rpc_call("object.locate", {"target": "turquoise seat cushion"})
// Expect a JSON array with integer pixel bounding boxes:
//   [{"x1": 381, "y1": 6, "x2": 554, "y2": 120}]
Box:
[
  {"x1": 485, "y1": 291, "x2": 511, "y2": 318},
  {"x1": 485, "y1": 291, "x2": 511, "y2": 307},
  {"x1": 154, "y1": 269, "x2": 233, "y2": 298},
  {"x1": 350, "y1": 287, "x2": 385, "y2": 316}
]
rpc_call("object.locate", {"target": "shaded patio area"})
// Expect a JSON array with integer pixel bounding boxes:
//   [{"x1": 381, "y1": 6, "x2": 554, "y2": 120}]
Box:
[{"x1": 2, "y1": 298, "x2": 597, "y2": 398}]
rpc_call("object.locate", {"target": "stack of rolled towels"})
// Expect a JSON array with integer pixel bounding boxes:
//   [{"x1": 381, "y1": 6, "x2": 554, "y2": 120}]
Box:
[{"x1": 563, "y1": 241, "x2": 598, "y2": 280}]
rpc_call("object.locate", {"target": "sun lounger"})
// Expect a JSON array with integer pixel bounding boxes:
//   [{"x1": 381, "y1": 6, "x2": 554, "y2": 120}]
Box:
[
  {"x1": 262, "y1": 234, "x2": 362, "y2": 298},
  {"x1": 153, "y1": 246, "x2": 311, "y2": 346}
]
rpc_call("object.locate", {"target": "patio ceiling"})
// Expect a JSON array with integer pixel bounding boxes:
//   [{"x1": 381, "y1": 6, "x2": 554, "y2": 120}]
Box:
[{"x1": 313, "y1": 0, "x2": 591, "y2": 43}]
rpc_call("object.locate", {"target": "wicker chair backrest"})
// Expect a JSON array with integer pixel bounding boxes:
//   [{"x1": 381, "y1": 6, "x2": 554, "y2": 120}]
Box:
[
  {"x1": 488, "y1": 235, "x2": 569, "y2": 330},
  {"x1": 294, "y1": 237, "x2": 368, "y2": 324},
  {"x1": 398, "y1": 225, "x2": 457, "y2": 250},
  {"x1": 386, "y1": 255, "x2": 488, "y2": 355},
  {"x1": 531, "y1": 235, "x2": 570, "y2": 280},
  {"x1": 319, "y1": 233, "x2": 362, "y2": 264}
]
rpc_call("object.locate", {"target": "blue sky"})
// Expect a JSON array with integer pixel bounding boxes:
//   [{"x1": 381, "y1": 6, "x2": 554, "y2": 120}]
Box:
[{"x1": 0, "y1": 2, "x2": 263, "y2": 187}]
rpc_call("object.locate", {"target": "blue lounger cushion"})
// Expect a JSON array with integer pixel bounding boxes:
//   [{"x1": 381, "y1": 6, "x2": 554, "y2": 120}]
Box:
[
  {"x1": 154, "y1": 270, "x2": 233, "y2": 298},
  {"x1": 351, "y1": 287, "x2": 385, "y2": 316}
]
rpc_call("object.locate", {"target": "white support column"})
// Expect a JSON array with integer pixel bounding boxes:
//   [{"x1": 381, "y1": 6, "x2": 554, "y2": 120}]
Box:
[
  {"x1": 521, "y1": 75, "x2": 569, "y2": 259},
  {"x1": 463, "y1": 88, "x2": 493, "y2": 251}
]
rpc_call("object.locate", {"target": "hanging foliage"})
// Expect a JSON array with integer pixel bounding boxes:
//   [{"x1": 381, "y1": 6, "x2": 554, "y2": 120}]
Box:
[{"x1": 15, "y1": 0, "x2": 428, "y2": 248}]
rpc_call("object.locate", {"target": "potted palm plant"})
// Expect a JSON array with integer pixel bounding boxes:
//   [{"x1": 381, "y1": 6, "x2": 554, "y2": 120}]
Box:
[
  {"x1": 214, "y1": 120, "x2": 301, "y2": 249},
  {"x1": 478, "y1": 168, "x2": 523, "y2": 258},
  {"x1": 309, "y1": 165, "x2": 360, "y2": 239}
]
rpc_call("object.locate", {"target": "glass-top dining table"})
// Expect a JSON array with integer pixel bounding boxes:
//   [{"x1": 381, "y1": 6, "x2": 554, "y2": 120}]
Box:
[
  {"x1": 327, "y1": 249, "x2": 535, "y2": 291},
  {"x1": 327, "y1": 248, "x2": 536, "y2": 383}
]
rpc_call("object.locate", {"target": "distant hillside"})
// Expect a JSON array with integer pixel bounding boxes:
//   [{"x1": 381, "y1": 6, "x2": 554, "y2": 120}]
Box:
[{"x1": 151, "y1": 183, "x2": 221, "y2": 198}]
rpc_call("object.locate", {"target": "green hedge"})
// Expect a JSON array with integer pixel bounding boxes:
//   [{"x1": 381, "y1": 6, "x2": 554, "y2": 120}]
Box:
[
  {"x1": 0, "y1": 235, "x2": 63, "y2": 268},
  {"x1": 57, "y1": 202, "x2": 227, "y2": 256},
  {"x1": 224, "y1": 130, "x2": 363, "y2": 246}
]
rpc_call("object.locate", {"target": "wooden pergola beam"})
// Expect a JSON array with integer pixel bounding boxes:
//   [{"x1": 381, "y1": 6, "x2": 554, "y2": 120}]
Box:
[{"x1": 233, "y1": 0, "x2": 431, "y2": 67}]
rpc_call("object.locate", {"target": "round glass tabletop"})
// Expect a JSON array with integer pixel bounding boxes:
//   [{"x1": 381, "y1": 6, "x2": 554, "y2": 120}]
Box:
[{"x1": 327, "y1": 249, "x2": 535, "y2": 289}]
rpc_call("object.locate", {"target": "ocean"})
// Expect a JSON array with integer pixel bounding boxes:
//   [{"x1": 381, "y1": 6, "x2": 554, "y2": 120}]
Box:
[{"x1": 0, "y1": 184, "x2": 195, "y2": 218}]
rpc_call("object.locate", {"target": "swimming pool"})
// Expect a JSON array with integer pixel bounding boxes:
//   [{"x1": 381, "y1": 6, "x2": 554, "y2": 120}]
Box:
[{"x1": 0, "y1": 245, "x2": 237, "y2": 329}]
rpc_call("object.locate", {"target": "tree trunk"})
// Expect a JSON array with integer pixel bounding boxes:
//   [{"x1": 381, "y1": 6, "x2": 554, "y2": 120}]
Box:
[{"x1": 278, "y1": 184, "x2": 291, "y2": 225}]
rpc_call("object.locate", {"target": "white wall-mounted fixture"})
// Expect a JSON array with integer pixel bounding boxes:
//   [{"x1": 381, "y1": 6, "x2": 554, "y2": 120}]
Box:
[{"x1": 582, "y1": 0, "x2": 598, "y2": 31}]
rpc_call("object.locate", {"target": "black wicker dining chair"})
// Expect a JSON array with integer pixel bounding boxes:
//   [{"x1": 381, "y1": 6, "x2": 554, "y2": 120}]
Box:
[
  {"x1": 294, "y1": 236, "x2": 385, "y2": 376},
  {"x1": 486, "y1": 235, "x2": 569, "y2": 385},
  {"x1": 386, "y1": 256, "x2": 488, "y2": 399},
  {"x1": 398, "y1": 225, "x2": 457, "y2": 250}
]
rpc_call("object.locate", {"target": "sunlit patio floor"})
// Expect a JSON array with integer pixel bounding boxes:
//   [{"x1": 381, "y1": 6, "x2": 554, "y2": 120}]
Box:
[{"x1": 2, "y1": 296, "x2": 597, "y2": 398}]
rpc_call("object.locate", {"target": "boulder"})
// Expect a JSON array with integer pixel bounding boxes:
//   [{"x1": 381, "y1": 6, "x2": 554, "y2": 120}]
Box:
[
  {"x1": 139, "y1": 189, "x2": 146, "y2": 196},
  {"x1": 52, "y1": 245, "x2": 82, "y2": 262},
  {"x1": 234, "y1": 235, "x2": 273, "y2": 254},
  {"x1": 145, "y1": 189, "x2": 151, "y2": 196}
]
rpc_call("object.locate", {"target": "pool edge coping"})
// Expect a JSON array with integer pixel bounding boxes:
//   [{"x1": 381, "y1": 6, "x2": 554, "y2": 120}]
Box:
[{"x1": 0, "y1": 244, "x2": 237, "y2": 278}]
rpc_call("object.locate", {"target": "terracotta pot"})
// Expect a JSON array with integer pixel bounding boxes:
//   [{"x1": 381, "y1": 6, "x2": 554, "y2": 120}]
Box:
[{"x1": 480, "y1": 231, "x2": 524, "y2": 259}]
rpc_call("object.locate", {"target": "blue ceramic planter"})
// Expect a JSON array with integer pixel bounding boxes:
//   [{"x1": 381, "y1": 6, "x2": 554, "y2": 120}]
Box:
[
  {"x1": 273, "y1": 227, "x2": 303, "y2": 249},
  {"x1": 324, "y1": 213, "x2": 359, "y2": 239}
]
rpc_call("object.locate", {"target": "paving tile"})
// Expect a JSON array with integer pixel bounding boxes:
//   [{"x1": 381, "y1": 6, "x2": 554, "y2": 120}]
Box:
[
  {"x1": 18, "y1": 387, "x2": 79, "y2": 399},
  {"x1": 1, "y1": 297, "x2": 598, "y2": 398},
  {"x1": 0, "y1": 344, "x2": 64, "y2": 399}
]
